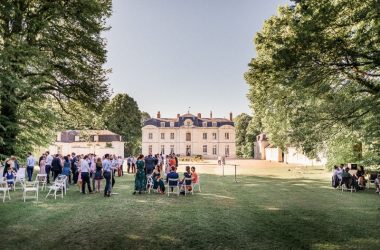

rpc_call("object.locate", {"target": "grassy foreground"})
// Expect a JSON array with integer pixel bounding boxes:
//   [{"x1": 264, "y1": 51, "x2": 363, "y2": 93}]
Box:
[{"x1": 0, "y1": 171, "x2": 380, "y2": 250}]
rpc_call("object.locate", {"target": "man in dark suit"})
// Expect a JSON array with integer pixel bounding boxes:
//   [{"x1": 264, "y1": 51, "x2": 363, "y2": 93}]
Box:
[
  {"x1": 144, "y1": 155, "x2": 155, "y2": 175},
  {"x1": 51, "y1": 154, "x2": 62, "y2": 181}
]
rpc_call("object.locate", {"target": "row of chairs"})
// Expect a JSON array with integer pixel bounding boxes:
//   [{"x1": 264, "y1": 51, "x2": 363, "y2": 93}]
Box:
[
  {"x1": 146, "y1": 175, "x2": 201, "y2": 196},
  {"x1": 0, "y1": 170, "x2": 67, "y2": 202}
]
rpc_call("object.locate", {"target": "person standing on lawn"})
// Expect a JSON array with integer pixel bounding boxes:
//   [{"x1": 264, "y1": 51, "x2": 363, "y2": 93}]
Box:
[
  {"x1": 133, "y1": 155, "x2": 146, "y2": 195},
  {"x1": 26, "y1": 152, "x2": 35, "y2": 181}
]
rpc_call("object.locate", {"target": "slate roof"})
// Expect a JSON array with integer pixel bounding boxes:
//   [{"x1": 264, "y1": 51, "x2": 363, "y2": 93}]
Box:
[
  {"x1": 58, "y1": 130, "x2": 122, "y2": 143},
  {"x1": 143, "y1": 113, "x2": 234, "y2": 128}
]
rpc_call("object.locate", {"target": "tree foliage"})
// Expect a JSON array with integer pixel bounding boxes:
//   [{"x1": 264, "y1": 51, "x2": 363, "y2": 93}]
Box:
[
  {"x1": 102, "y1": 94, "x2": 142, "y2": 156},
  {"x1": 235, "y1": 113, "x2": 261, "y2": 158},
  {"x1": 0, "y1": 0, "x2": 112, "y2": 158},
  {"x1": 245, "y1": 0, "x2": 380, "y2": 167}
]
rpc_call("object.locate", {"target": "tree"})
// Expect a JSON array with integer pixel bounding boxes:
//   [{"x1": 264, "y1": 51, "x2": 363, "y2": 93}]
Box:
[
  {"x1": 245, "y1": 0, "x2": 380, "y2": 166},
  {"x1": 0, "y1": 0, "x2": 112, "y2": 158},
  {"x1": 234, "y1": 113, "x2": 252, "y2": 158},
  {"x1": 102, "y1": 94, "x2": 142, "y2": 156},
  {"x1": 141, "y1": 111, "x2": 151, "y2": 125}
]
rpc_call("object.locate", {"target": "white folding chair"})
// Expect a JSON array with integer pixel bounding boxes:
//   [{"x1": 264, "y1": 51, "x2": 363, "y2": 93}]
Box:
[
  {"x1": 46, "y1": 179, "x2": 64, "y2": 199},
  {"x1": 21, "y1": 180, "x2": 39, "y2": 202},
  {"x1": 0, "y1": 177, "x2": 11, "y2": 202},
  {"x1": 57, "y1": 175, "x2": 67, "y2": 195},
  {"x1": 167, "y1": 178, "x2": 179, "y2": 196},
  {"x1": 146, "y1": 174, "x2": 155, "y2": 194},
  {"x1": 193, "y1": 175, "x2": 202, "y2": 192},
  {"x1": 14, "y1": 168, "x2": 26, "y2": 190},
  {"x1": 35, "y1": 174, "x2": 47, "y2": 191},
  {"x1": 182, "y1": 178, "x2": 194, "y2": 195}
]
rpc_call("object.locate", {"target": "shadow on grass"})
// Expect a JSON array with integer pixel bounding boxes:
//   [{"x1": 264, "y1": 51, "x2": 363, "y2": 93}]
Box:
[{"x1": 0, "y1": 174, "x2": 380, "y2": 249}]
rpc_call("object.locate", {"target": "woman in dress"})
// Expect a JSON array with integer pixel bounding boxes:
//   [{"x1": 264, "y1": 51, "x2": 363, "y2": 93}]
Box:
[
  {"x1": 94, "y1": 157, "x2": 103, "y2": 193},
  {"x1": 152, "y1": 165, "x2": 165, "y2": 194},
  {"x1": 133, "y1": 155, "x2": 146, "y2": 195},
  {"x1": 39, "y1": 154, "x2": 46, "y2": 175}
]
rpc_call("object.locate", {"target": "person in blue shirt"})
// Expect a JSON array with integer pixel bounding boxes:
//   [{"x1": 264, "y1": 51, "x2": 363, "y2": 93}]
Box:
[
  {"x1": 26, "y1": 153, "x2": 35, "y2": 181},
  {"x1": 62, "y1": 156, "x2": 71, "y2": 189},
  {"x1": 144, "y1": 155, "x2": 155, "y2": 175},
  {"x1": 5, "y1": 167, "x2": 15, "y2": 189},
  {"x1": 166, "y1": 166, "x2": 179, "y2": 192}
]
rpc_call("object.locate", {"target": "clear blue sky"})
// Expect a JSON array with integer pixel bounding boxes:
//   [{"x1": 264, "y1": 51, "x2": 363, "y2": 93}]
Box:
[{"x1": 104, "y1": 0, "x2": 289, "y2": 119}]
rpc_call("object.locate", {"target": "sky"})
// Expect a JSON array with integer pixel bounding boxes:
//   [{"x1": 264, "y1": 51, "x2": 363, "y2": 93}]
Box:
[{"x1": 104, "y1": 0, "x2": 289, "y2": 119}]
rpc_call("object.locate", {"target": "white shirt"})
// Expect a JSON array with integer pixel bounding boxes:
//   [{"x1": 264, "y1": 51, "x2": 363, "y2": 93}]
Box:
[
  {"x1": 46, "y1": 155, "x2": 53, "y2": 165},
  {"x1": 80, "y1": 159, "x2": 90, "y2": 173}
]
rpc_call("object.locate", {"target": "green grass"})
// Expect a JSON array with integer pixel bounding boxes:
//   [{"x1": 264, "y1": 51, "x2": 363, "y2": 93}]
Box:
[{"x1": 0, "y1": 173, "x2": 380, "y2": 250}]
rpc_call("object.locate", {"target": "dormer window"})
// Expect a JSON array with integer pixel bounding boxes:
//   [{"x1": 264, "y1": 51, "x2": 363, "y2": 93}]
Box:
[
  {"x1": 94, "y1": 135, "x2": 99, "y2": 142},
  {"x1": 212, "y1": 122, "x2": 217, "y2": 127},
  {"x1": 170, "y1": 122, "x2": 174, "y2": 127},
  {"x1": 160, "y1": 122, "x2": 166, "y2": 127},
  {"x1": 203, "y1": 122, "x2": 207, "y2": 127},
  {"x1": 74, "y1": 136, "x2": 80, "y2": 142}
]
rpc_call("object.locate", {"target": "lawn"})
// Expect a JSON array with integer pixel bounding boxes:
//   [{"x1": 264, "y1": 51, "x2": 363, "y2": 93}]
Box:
[{"x1": 0, "y1": 165, "x2": 380, "y2": 250}]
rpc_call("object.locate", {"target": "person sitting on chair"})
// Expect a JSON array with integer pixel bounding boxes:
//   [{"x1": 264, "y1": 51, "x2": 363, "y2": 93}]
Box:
[
  {"x1": 152, "y1": 165, "x2": 165, "y2": 194},
  {"x1": 166, "y1": 166, "x2": 179, "y2": 192},
  {"x1": 332, "y1": 165, "x2": 342, "y2": 188},
  {"x1": 180, "y1": 166, "x2": 192, "y2": 195},
  {"x1": 191, "y1": 166, "x2": 198, "y2": 184},
  {"x1": 5, "y1": 167, "x2": 15, "y2": 189},
  {"x1": 355, "y1": 166, "x2": 366, "y2": 188}
]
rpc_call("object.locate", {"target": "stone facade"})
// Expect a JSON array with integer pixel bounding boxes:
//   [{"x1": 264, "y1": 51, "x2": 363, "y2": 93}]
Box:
[
  {"x1": 142, "y1": 112, "x2": 236, "y2": 159},
  {"x1": 47, "y1": 130, "x2": 124, "y2": 157}
]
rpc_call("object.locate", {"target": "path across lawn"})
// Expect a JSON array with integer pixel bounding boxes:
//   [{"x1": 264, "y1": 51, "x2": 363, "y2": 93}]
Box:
[{"x1": 0, "y1": 161, "x2": 379, "y2": 250}]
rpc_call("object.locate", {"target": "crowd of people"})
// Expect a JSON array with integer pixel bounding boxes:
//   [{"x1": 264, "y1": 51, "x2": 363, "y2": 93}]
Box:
[
  {"x1": 332, "y1": 164, "x2": 380, "y2": 193},
  {"x1": 1, "y1": 152, "x2": 200, "y2": 197},
  {"x1": 133, "y1": 153, "x2": 198, "y2": 195}
]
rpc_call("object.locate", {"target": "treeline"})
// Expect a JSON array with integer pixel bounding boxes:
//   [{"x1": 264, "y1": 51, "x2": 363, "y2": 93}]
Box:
[
  {"x1": 0, "y1": 1, "x2": 147, "y2": 159},
  {"x1": 245, "y1": 0, "x2": 379, "y2": 167}
]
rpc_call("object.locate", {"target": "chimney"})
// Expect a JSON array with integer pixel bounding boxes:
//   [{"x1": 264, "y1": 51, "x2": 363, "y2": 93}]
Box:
[
  {"x1": 177, "y1": 114, "x2": 180, "y2": 119},
  {"x1": 197, "y1": 113, "x2": 201, "y2": 118},
  {"x1": 210, "y1": 111, "x2": 213, "y2": 118},
  {"x1": 229, "y1": 112, "x2": 233, "y2": 121},
  {"x1": 157, "y1": 111, "x2": 161, "y2": 119}
]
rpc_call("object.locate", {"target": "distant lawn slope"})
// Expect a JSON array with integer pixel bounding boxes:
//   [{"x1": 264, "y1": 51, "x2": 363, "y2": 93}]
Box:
[{"x1": 0, "y1": 171, "x2": 379, "y2": 250}]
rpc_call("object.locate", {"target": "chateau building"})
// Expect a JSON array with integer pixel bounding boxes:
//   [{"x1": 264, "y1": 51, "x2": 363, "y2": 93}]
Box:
[
  {"x1": 142, "y1": 112, "x2": 236, "y2": 158},
  {"x1": 47, "y1": 130, "x2": 124, "y2": 157}
]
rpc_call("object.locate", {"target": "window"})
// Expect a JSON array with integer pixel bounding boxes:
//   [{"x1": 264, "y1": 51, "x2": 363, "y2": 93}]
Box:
[
  {"x1": 94, "y1": 135, "x2": 99, "y2": 142},
  {"x1": 202, "y1": 145, "x2": 207, "y2": 155},
  {"x1": 170, "y1": 133, "x2": 175, "y2": 140},
  {"x1": 148, "y1": 145, "x2": 153, "y2": 155},
  {"x1": 186, "y1": 145, "x2": 191, "y2": 156},
  {"x1": 161, "y1": 133, "x2": 165, "y2": 140},
  {"x1": 170, "y1": 122, "x2": 174, "y2": 127},
  {"x1": 161, "y1": 145, "x2": 165, "y2": 154},
  {"x1": 170, "y1": 145, "x2": 175, "y2": 154},
  {"x1": 74, "y1": 135, "x2": 80, "y2": 142},
  {"x1": 203, "y1": 133, "x2": 207, "y2": 140},
  {"x1": 225, "y1": 145, "x2": 230, "y2": 157},
  {"x1": 186, "y1": 133, "x2": 191, "y2": 141},
  {"x1": 212, "y1": 122, "x2": 217, "y2": 127},
  {"x1": 160, "y1": 122, "x2": 166, "y2": 127},
  {"x1": 212, "y1": 133, "x2": 217, "y2": 140},
  {"x1": 225, "y1": 133, "x2": 229, "y2": 140},
  {"x1": 203, "y1": 122, "x2": 207, "y2": 127},
  {"x1": 213, "y1": 145, "x2": 217, "y2": 155},
  {"x1": 148, "y1": 133, "x2": 153, "y2": 140}
]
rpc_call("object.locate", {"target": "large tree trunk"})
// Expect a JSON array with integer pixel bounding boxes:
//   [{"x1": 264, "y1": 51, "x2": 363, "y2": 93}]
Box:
[{"x1": 0, "y1": 84, "x2": 19, "y2": 157}]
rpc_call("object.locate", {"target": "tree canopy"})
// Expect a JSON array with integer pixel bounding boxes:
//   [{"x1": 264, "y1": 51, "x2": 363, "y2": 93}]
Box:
[
  {"x1": 0, "y1": 0, "x2": 112, "y2": 158},
  {"x1": 245, "y1": 0, "x2": 380, "y2": 167},
  {"x1": 102, "y1": 94, "x2": 142, "y2": 156}
]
